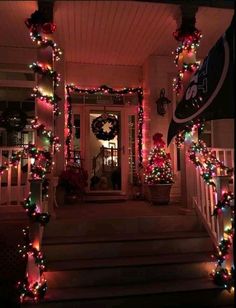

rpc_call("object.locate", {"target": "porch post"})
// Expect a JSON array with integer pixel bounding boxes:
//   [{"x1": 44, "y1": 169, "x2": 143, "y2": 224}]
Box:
[
  {"x1": 54, "y1": 56, "x2": 66, "y2": 176},
  {"x1": 175, "y1": 5, "x2": 199, "y2": 209},
  {"x1": 215, "y1": 176, "x2": 234, "y2": 271}
]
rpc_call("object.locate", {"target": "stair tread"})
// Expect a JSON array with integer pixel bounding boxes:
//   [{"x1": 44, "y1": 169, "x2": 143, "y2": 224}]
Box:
[
  {"x1": 43, "y1": 231, "x2": 209, "y2": 245},
  {"x1": 42, "y1": 278, "x2": 220, "y2": 302},
  {"x1": 47, "y1": 252, "x2": 213, "y2": 271}
]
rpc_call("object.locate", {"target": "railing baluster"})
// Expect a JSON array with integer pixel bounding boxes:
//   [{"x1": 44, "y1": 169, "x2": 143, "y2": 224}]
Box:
[
  {"x1": 205, "y1": 184, "x2": 210, "y2": 228},
  {"x1": 209, "y1": 185, "x2": 216, "y2": 235},
  {"x1": 17, "y1": 155, "x2": 21, "y2": 205},
  {"x1": 188, "y1": 147, "x2": 234, "y2": 250},
  {"x1": 7, "y1": 150, "x2": 11, "y2": 205},
  {"x1": 0, "y1": 149, "x2": 2, "y2": 203}
]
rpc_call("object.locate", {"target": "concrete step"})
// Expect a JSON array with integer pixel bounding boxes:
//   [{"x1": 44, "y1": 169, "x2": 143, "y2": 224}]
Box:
[
  {"x1": 23, "y1": 278, "x2": 234, "y2": 307},
  {"x1": 84, "y1": 195, "x2": 127, "y2": 202},
  {"x1": 47, "y1": 251, "x2": 212, "y2": 271},
  {"x1": 43, "y1": 232, "x2": 212, "y2": 261},
  {"x1": 44, "y1": 214, "x2": 204, "y2": 238},
  {"x1": 83, "y1": 192, "x2": 127, "y2": 203},
  {"x1": 0, "y1": 206, "x2": 26, "y2": 221},
  {"x1": 45, "y1": 252, "x2": 213, "y2": 288}
]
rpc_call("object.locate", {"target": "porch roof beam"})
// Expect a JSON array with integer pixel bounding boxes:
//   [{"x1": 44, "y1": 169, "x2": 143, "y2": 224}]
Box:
[
  {"x1": 37, "y1": 0, "x2": 54, "y2": 22},
  {"x1": 134, "y1": 0, "x2": 234, "y2": 9}
]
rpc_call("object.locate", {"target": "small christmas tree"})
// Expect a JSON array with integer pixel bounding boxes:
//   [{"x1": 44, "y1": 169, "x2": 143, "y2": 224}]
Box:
[{"x1": 145, "y1": 133, "x2": 174, "y2": 184}]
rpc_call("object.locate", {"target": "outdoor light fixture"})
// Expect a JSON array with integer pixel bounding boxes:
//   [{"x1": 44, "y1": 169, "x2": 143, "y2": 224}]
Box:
[{"x1": 156, "y1": 88, "x2": 171, "y2": 116}]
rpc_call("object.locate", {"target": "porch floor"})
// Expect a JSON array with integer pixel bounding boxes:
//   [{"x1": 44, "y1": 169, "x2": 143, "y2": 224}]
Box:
[{"x1": 54, "y1": 200, "x2": 187, "y2": 221}]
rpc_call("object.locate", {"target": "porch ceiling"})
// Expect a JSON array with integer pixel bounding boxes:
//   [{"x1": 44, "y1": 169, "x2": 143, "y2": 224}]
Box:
[{"x1": 0, "y1": 1, "x2": 234, "y2": 66}]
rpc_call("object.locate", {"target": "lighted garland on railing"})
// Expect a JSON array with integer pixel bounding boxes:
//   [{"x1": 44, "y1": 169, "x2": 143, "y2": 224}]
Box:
[
  {"x1": 188, "y1": 140, "x2": 233, "y2": 188},
  {"x1": 65, "y1": 84, "x2": 144, "y2": 167},
  {"x1": 31, "y1": 118, "x2": 61, "y2": 152},
  {"x1": 17, "y1": 227, "x2": 47, "y2": 302},
  {"x1": 0, "y1": 144, "x2": 52, "y2": 178},
  {"x1": 18, "y1": 228, "x2": 46, "y2": 274},
  {"x1": 23, "y1": 196, "x2": 51, "y2": 225},
  {"x1": 172, "y1": 28, "x2": 202, "y2": 95},
  {"x1": 175, "y1": 119, "x2": 205, "y2": 148},
  {"x1": 211, "y1": 191, "x2": 235, "y2": 292},
  {"x1": 212, "y1": 191, "x2": 234, "y2": 216}
]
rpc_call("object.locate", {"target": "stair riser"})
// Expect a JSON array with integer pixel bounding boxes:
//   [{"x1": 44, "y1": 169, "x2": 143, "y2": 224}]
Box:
[
  {"x1": 44, "y1": 216, "x2": 203, "y2": 238},
  {"x1": 43, "y1": 237, "x2": 212, "y2": 261},
  {"x1": 45, "y1": 262, "x2": 213, "y2": 288},
  {"x1": 23, "y1": 288, "x2": 235, "y2": 308}
]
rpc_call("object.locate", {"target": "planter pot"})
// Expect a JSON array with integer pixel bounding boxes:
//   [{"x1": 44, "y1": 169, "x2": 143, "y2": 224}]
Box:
[{"x1": 147, "y1": 184, "x2": 172, "y2": 205}]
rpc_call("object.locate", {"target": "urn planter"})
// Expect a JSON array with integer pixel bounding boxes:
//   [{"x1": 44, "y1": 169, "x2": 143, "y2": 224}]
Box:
[{"x1": 147, "y1": 183, "x2": 172, "y2": 205}]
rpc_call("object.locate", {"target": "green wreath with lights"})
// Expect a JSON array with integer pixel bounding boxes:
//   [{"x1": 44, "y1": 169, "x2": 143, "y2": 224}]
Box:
[
  {"x1": 0, "y1": 108, "x2": 28, "y2": 132},
  {"x1": 91, "y1": 113, "x2": 119, "y2": 141}
]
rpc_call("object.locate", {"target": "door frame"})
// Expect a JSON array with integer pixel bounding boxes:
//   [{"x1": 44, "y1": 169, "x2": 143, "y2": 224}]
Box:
[{"x1": 72, "y1": 104, "x2": 137, "y2": 195}]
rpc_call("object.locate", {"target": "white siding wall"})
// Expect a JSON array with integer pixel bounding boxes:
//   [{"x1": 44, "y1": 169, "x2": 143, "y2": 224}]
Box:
[
  {"x1": 65, "y1": 62, "x2": 142, "y2": 88},
  {"x1": 212, "y1": 119, "x2": 234, "y2": 148}
]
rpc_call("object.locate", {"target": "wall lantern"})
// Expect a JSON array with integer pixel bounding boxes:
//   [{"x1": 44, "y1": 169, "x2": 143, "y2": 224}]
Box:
[{"x1": 156, "y1": 88, "x2": 171, "y2": 116}]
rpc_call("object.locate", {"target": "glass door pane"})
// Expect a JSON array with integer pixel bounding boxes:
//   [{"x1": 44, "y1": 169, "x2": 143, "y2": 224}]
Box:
[{"x1": 89, "y1": 111, "x2": 121, "y2": 191}]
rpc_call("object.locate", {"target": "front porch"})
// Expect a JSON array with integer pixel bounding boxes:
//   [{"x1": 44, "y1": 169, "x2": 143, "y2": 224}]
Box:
[{"x1": 0, "y1": 1, "x2": 234, "y2": 306}]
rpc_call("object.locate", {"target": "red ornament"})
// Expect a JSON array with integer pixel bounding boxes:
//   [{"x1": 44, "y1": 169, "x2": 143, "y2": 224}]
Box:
[
  {"x1": 41, "y1": 23, "x2": 56, "y2": 34},
  {"x1": 153, "y1": 133, "x2": 166, "y2": 147}
]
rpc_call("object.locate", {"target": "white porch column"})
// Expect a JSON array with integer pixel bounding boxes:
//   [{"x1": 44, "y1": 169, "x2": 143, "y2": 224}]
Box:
[{"x1": 54, "y1": 56, "x2": 66, "y2": 175}]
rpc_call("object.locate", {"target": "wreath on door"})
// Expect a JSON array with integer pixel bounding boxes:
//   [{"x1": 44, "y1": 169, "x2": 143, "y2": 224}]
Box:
[
  {"x1": 0, "y1": 108, "x2": 28, "y2": 132},
  {"x1": 91, "y1": 113, "x2": 119, "y2": 141}
]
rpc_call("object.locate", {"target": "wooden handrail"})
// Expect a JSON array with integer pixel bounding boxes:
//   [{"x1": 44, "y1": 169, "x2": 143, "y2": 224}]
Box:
[{"x1": 187, "y1": 147, "x2": 234, "y2": 275}]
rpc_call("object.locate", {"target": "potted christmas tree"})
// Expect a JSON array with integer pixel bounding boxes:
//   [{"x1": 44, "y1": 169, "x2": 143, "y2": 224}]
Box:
[{"x1": 144, "y1": 133, "x2": 174, "y2": 205}]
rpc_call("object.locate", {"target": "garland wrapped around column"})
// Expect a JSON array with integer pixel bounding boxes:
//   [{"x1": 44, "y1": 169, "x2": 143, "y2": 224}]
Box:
[
  {"x1": 211, "y1": 191, "x2": 235, "y2": 292},
  {"x1": 172, "y1": 18, "x2": 203, "y2": 147},
  {"x1": 13, "y1": 9, "x2": 62, "y2": 303}
]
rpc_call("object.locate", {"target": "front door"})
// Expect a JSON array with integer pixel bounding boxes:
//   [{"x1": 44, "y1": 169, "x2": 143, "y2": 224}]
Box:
[{"x1": 72, "y1": 104, "x2": 138, "y2": 196}]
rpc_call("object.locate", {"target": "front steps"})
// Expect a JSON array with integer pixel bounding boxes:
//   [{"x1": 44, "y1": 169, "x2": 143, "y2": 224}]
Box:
[
  {"x1": 25, "y1": 203, "x2": 234, "y2": 307},
  {"x1": 83, "y1": 191, "x2": 127, "y2": 202}
]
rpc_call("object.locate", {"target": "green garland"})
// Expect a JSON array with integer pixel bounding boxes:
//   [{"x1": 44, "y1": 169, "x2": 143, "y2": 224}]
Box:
[{"x1": 0, "y1": 108, "x2": 27, "y2": 132}]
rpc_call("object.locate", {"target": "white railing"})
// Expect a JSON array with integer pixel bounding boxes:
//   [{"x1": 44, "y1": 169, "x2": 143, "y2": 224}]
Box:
[
  {"x1": 0, "y1": 147, "x2": 31, "y2": 205},
  {"x1": 190, "y1": 148, "x2": 234, "y2": 247}
]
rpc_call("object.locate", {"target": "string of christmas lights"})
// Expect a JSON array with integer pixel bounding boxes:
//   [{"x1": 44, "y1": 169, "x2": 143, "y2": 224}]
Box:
[
  {"x1": 31, "y1": 87, "x2": 61, "y2": 116},
  {"x1": 212, "y1": 191, "x2": 234, "y2": 217},
  {"x1": 172, "y1": 28, "x2": 202, "y2": 95},
  {"x1": 23, "y1": 196, "x2": 51, "y2": 225},
  {"x1": 0, "y1": 144, "x2": 52, "y2": 179},
  {"x1": 17, "y1": 227, "x2": 47, "y2": 302},
  {"x1": 31, "y1": 118, "x2": 61, "y2": 152},
  {"x1": 144, "y1": 133, "x2": 174, "y2": 185},
  {"x1": 16, "y1": 9, "x2": 62, "y2": 302},
  {"x1": 29, "y1": 62, "x2": 60, "y2": 87},
  {"x1": 65, "y1": 85, "x2": 144, "y2": 167},
  {"x1": 211, "y1": 191, "x2": 235, "y2": 292},
  {"x1": 29, "y1": 31, "x2": 62, "y2": 62},
  {"x1": 188, "y1": 140, "x2": 232, "y2": 188},
  {"x1": 175, "y1": 119, "x2": 205, "y2": 148}
]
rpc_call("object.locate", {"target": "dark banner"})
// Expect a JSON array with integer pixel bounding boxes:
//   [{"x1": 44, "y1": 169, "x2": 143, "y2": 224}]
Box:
[{"x1": 167, "y1": 15, "x2": 234, "y2": 145}]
